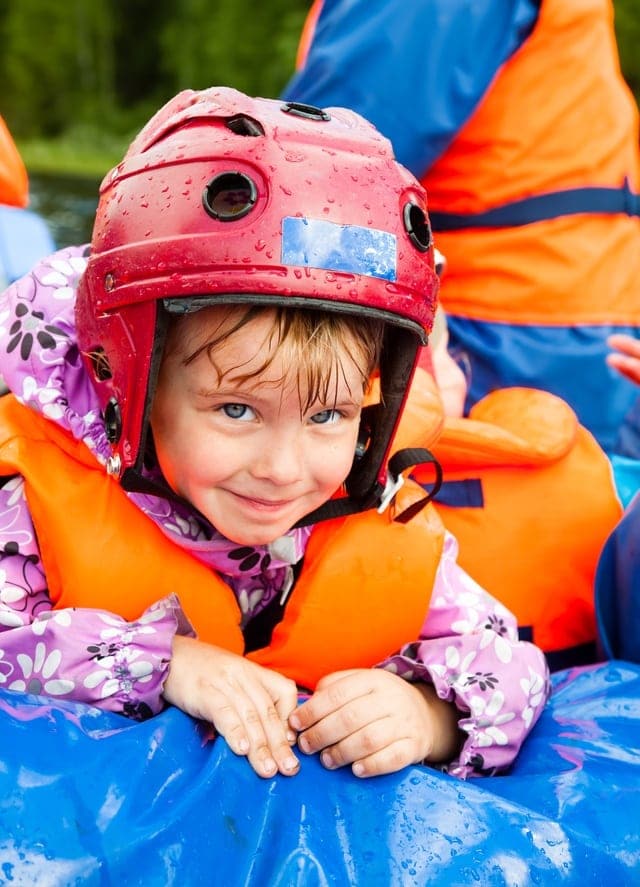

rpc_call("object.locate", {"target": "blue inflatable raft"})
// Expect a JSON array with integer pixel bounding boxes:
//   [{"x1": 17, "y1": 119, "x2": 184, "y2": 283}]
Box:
[{"x1": 0, "y1": 660, "x2": 638, "y2": 885}]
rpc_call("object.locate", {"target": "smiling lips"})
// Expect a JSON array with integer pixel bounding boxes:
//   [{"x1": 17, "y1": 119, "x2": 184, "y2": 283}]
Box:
[{"x1": 228, "y1": 490, "x2": 299, "y2": 511}]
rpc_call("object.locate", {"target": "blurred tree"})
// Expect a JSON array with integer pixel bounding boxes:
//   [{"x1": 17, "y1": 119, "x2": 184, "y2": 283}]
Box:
[
  {"x1": 0, "y1": 0, "x2": 636, "y2": 147},
  {"x1": 2, "y1": 0, "x2": 115, "y2": 136},
  {"x1": 112, "y1": 0, "x2": 173, "y2": 113},
  {"x1": 614, "y1": 0, "x2": 640, "y2": 102},
  {"x1": 160, "y1": 0, "x2": 307, "y2": 99}
]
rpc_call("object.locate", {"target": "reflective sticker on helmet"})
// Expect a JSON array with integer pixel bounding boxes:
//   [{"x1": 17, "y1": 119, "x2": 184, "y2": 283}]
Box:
[{"x1": 281, "y1": 217, "x2": 397, "y2": 281}]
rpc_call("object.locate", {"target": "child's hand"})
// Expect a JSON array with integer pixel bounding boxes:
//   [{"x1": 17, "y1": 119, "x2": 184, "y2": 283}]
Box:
[
  {"x1": 606, "y1": 334, "x2": 640, "y2": 386},
  {"x1": 163, "y1": 635, "x2": 300, "y2": 779},
  {"x1": 289, "y1": 669, "x2": 460, "y2": 778}
]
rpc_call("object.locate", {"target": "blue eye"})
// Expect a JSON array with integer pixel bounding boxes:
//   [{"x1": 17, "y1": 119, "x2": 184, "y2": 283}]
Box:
[
  {"x1": 222, "y1": 403, "x2": 254, "y2": 420},
  {"x1": 310, "y1": 409, "x2": 340, "y2": 425}
]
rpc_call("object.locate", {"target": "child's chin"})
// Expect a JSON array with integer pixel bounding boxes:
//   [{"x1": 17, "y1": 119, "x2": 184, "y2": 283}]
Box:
[{"x1": 221, "y1": 521, "x2": 295, "y2": 548}]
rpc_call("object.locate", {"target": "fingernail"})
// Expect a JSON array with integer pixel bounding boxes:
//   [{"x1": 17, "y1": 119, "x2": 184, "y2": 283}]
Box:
[
  {"x1": 352, "y1": 762, "x2": 365, "y2": 777},
  {"x1": 283, "y1": 756, "x2": 299, "y2": 772},
  {"x1": 286, "y1": 729, "x2": 298, "y2": 744},
  {"x1": 263, "y1": 757, "x2": 277, "y2": 775},
  {"x1": 298, "y1": 735, "x2": 311, "y2": 754},
  {"x1": 321, "y1": 751, "x2": 334, "y2": 769},
  {"x1": 289, "y1": 715, "x2": 301, "y2": 731}
]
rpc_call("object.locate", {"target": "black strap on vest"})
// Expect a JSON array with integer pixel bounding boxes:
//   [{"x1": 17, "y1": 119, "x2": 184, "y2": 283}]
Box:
[
  {"x1": 293, "y1": 447, "x2": 443, "y2": 527},
  {"x1": 429, "y1": 179, "x2": 640, "y2": 231},
  {"x1": 123, "y1": 448, "x2": 443, "y2": 529}
]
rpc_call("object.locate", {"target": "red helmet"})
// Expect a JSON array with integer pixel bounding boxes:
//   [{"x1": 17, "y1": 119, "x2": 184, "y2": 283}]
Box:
[{"x1": 76, "y1": 87, "x2": 439, "y2": 518}]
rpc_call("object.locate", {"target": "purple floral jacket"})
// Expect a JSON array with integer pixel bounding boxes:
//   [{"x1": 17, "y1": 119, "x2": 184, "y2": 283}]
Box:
[{"x1": 0, "y1": 247, "x2": 549, "y2": 777}]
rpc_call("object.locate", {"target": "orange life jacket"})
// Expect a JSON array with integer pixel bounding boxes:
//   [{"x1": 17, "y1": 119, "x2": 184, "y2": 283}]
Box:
[
  {"x1": 0, "y1": 395, "x2": 443, "y2": 690},
  {"x1": 402, "y1": 370, "x2": 622, "y2": 661},
  {"x1": 0, "y1": 116, "x2": 28, "y2": 208},
  {"x1": 423, "y1": 0, "x2": 640, "y2": 327}
]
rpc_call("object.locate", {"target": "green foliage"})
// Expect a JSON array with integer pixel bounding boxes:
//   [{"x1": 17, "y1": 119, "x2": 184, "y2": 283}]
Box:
[
  {"x1": 0, "y1": 0, "x2": 637, "y2": 173},
  {"x1": 614, "y1": 0, "x2": 640, "y2": 100},
  {"x1": 160, "y1": 0, "x2": 307, "y2": 99},
  {"x1": 2, "y1": 0, "x2": 115, "y2": 137},
  {"x1": 0, "y1": 0, "x2": 308, "y2": 145}
]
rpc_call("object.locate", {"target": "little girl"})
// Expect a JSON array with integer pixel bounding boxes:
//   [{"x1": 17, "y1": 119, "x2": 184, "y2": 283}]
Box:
[{"x1": 0, "y1": 87, "x2": 548, "y2": 780}]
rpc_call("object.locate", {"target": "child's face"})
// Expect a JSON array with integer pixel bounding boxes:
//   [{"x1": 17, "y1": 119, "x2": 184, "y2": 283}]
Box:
[{"x1": 151, "y1": 307, "x2": 366, "y2": 545}]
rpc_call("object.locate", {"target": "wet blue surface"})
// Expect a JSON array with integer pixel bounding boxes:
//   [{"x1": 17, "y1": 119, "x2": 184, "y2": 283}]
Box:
[{"x1": 0, "y1": 661, "x2": 637, "y2": 885}]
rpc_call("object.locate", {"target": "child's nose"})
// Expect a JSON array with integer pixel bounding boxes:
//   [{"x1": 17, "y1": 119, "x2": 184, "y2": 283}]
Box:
[{"x1": 251, "y1": 431, "x2": 304, "y2": 485}]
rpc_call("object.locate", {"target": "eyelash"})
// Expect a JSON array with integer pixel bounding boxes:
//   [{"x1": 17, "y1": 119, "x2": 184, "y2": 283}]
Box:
[
  {"x1": 221, "y1": 403, "x2": 254, "y2": 420},
  {"x1": 219, "y1": 404, "x2": 345, "y2": 424},
  {"x1": 310, "y1": 409, "x2": 342, "y2": 425}
]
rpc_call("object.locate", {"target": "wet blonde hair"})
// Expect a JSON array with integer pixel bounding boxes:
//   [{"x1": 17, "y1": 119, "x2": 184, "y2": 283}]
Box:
[{"x1": 163, "y1": 303, "x2": 385, "y2": 413}]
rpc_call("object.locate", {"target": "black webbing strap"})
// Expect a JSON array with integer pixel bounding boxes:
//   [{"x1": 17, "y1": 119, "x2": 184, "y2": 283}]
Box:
[
  {"x1": 387, "y1": 448, "x2": 443, "y2": 524},
  {"x1": 429, "y1": 179, "x2": 640, "y2": 231}
]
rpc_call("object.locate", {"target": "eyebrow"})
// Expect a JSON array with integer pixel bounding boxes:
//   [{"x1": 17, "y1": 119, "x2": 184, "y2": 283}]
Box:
[{"x1": 191, "y1": 384, "x2": 363, "y2": 408}]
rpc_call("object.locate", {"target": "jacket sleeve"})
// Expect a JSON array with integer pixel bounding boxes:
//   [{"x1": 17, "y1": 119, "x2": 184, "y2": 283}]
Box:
[
  {"x1": 282, "y1": 0, "x2": 540, "y2": 177},
  {"x1": 0, "y1": 477, "x2": 187, "y2": 720},
  {"x1": 380, "y1": 531, "x2": 550, "y2": 778}
]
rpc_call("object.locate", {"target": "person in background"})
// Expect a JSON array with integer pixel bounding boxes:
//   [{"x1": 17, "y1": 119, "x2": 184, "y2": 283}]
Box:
[
  {"x1": 283, "y1": 0, "x2": 640, "y2": 459},
  {"x1": 595, "y1": 335, "x2": 640, "y2": 662},
  {"x1": 607, "y1": 334, "x2": 640, "y2": 387},
  {"x1": 404, "y1": 307, "x2": 621, "y2": 672},
  {"x1": 0, "y1": 87, "x2": 548, "y2": 781},
  {"x1": 0, "y1": 115, "x2": 28, "y2": 210},
  {"x1": 0, "y1": 114, "x2": 54, "y2": 291}
]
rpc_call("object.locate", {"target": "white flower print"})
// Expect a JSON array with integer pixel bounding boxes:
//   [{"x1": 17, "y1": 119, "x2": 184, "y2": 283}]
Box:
[
  {"x1": 0, "y1": 649, "x2": 14, "y2": 684},
  {"x1": 19, "y1": 376, "x2": 66, "y2": 420},
  {"x1": 0, "y1": 306, "x2": 11, "y2": 337},
  {"x1": 429, "y1": 645, "x2": 478, "y2": 691},
  {"x1": 520, "y1": 666, "x2": 547, "y2": 728},
  {"x1": 0, "y1": 609, "x2": 26, "y2": 628},
  {"x1": 160, "y1": 512, "x2": 204, "y2": 540},
  {"x1": 238, "y1": 585, "x2": 266, "y2": 618},
  {"x1": 31, "y1": 609, "x2": 73, "y2": 636},
  {"x1": 8, "y1": 641, "x2": 74, "y2": 696},
  {"x1": 451, "y1": 606, "x2": 483, "y2": 634},
  {"x1": 84, "y1": 648, "x2": 154, "y2": 699},
  {"x1": 479, "y1": 626, "x2": 513, "y2": 664},
  {"x1": 0, "y1": 578, "x2": 27, "y2": 607},
  {"x1": 2, "y1": 476, "x2": 26, "y2": 508},
  {"x1": 97, "y1": 612, "x2": 160, "y2": 640},
  {"x1": 41, "y1": 256, "x2": 87, "y2": 300},
  {"x1": 468, "y1": 689, "x2": 516, "y2": 747}
]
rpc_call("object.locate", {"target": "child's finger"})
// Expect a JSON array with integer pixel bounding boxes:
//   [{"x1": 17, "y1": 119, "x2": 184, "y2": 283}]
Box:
[
  {"x1": 317, "y1": 723, "x2": 418, "y2": 777},
  {"x1": 242, "y1": 686, "x2": 300, "y2": 778},
  {"x1": 290, "y1": 670, "x2": 368, "y2": 732}
]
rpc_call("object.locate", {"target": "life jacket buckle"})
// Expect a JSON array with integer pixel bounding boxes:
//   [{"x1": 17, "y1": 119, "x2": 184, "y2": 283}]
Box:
[{"x1": 377, "y1": 472, "x2": 405, "y2": 513}]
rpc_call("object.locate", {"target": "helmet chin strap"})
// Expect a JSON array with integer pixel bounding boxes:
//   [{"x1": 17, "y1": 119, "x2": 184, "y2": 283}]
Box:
[{"x1": 293, "y1": 447, "x2": 442, "y2": 527}]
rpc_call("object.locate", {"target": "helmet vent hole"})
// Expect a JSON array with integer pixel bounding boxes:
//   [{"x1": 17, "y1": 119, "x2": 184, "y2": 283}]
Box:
[
  {"x1": 225, "y1": 115, "x2": 265, "y2": 137},
  {"x1": 202, "y1": 172, "x2": 258, "y2": 221},
  {"x1": 403, "y1": 203, "x2": 432, "y2": 252},
  {"x1": 280, "y1": 101, "x2": 331, "y2": 122},
  {"x1": 88, "y1": 347, "x2": 113, "y2": 382}
]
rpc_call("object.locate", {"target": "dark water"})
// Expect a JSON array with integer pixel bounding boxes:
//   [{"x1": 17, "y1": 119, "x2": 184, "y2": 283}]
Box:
[{"x1": 29, "y1": 172, "x2": 101, "y2": 249}]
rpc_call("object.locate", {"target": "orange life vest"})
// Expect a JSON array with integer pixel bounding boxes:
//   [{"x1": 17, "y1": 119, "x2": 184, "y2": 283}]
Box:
[
  {"x1": 0, "y1": 116, "x2": 28, "y2": 208},
  {"x1": 423, "y1": 0, "x2": 640, "y2": 327},
  {"x1": 402, "y1": 370, "x2": 622, "y2": 660},
  {"x1": 0, "y1": 395, "x2": 443, "y2": 690}
]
